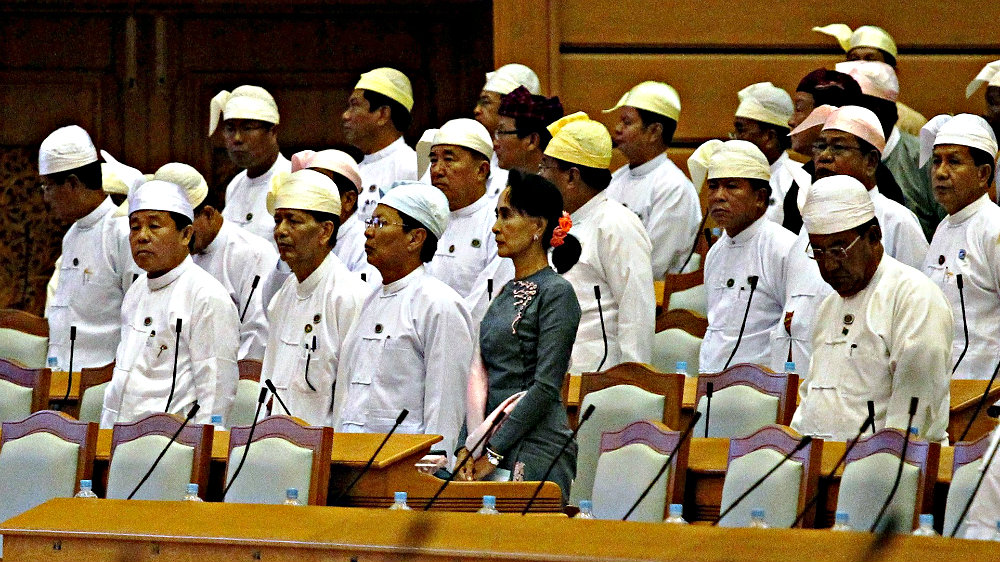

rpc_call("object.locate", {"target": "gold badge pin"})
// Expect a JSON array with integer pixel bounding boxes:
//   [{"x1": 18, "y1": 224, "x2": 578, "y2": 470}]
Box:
[
  {"x1": 313, "y1": 313, "x2": 321, "y2": 324},
  {"x1": 471, "y1": 239, "x2": 481, "y2": 248},
  {"x1": 144, "y1": 317, "x2": 152, "y2": 326},
  {"x1": 844, "y1": 314, "x2": 854, "y2": 325},
  {"x1": 375, "y1": 323, "x2": 383, "y2": 334},
  {"x1": 304, "y1": 324, "x2": 313, "y2": 333},
  {"x1": 449, "y1": 244, "x2": 456, "y2": 253},
  {"x1": 246, "y1": 213, "x2": 254, "y2": 221}
]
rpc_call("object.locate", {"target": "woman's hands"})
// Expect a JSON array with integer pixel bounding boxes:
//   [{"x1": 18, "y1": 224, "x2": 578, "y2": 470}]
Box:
[{"x1": 453, "y1": 447, "x2": 498, "y2": 481}]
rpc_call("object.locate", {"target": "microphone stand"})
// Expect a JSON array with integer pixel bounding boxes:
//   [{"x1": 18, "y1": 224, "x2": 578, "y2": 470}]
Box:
[
  {"x1": 127, "y1": 402, "x2": 200, "y2": 499},
  {"x1": 222, "y1": 387, "x2": 269, "y2": 499},
  {"x1": 264, "y1": 379, "x2": 292, "y2": 416},
  {"x1": 723, "y1": 276, "x2": 758, "y2": 370},
  {"x1": 594, "y1": 286, "x2": 608, "y2": 373},
  {"x1": 165, "y1": 318, "x2": 183, "y2": 412},
  {"x1": 958, "y1": 357, "x2": 1000, "y2": 442},
  {"x1": 703, "y1": 382, "x2": 714, "y2": 438},
  {"x1": 867, "y1": 400, "x2": 876, "y2": 437},
  {"x1": 522, "y1": 404, "x2": 597, "y2": 515},
  {"x1": 240, "y1": 275, "x2": 261, "y2": 323},
  {"x1": 712, "y1": 435, "x2": 813, "y2": 526},
  {"x1": 953, "y1": 274, "x2": 969, "y2": 374},
  {"x1": 679, "y1": 211, "x2": 711, "y2": 273},
  {"x1": 948, "y1": 431, "x2": 1000, "y2": 537},
  {"x1": 336, "y1": 409, "x2": 410, "y2": 502},
  {"x1": 63, "y1": 326, "x2": 77, "y2": 405},
  {"x1": 622, "y1": 411, "x2": 702, "y2": 520}
]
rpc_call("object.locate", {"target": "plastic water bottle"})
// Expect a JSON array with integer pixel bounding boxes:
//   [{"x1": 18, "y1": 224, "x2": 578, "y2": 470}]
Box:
[
  {"x1": 749, "y1": 507, "x2": 769, "y2": 529},
  {"x1": 785, "y1": 361, "x2": 796, "y2": 376},
  {"x1": 574, "y1": 500, "x2": 595, "y2": 519},
  {"x1": 912, "y1": 513, "x2": 937, "y2": 536},
  {"x1": 283, "y1": 488, "x2": 301, "y2": 506},
  {"x1": 74, "y1": 479, "x2": 98, "y2": 498},
  {"x1": 909, "y1": 426, "x2": 919, "y2": 438},
  {"x1": 664, "y1": 503, "x2": 687, "y2": 525},
  {"x1": 211, "y1": 414, "x2": 224, "y2": 431},
  {"x1": 477, "y1": 495, "x2": 500, "y2": 515},
  {"x1": 47, "y1": 357, "x2": 59, "y2": 370},
  {"x1": 831, "y1": 511, "x2": 852, "y2": 531},
  {"x1": 183, "y1": 483, "x2": 202, "y2": 502},
  {"x1": 389, "y1": 491, "x2": 411, "y2": 510},
  {"x1": 675, "y1": 361, "x2": 688, "y2": 377}
]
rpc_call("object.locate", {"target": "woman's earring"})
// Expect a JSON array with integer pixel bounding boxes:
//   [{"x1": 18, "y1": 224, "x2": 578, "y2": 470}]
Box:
[{"x1": 533, "y1": 233, "x2": 539, "y2": 241}]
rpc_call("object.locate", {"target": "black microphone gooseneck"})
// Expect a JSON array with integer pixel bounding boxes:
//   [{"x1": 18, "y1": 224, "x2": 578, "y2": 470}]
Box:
[
  {"x1": 594, "y1": 286, "x2": 609, "y2": 372},
  {"x1": 948, "y1": 431, "x2": 1000, "y2": 537},
  {"x1": 424, "y1": 411, "x2": 507, "y2": 511},
  {"x1": 303, "y1": 335, "x2": 317, "y2": 391},
  {"x1": 165, "y1": 318, "x2": 183, "y2": 412},
  {"x1": 959, "y1": 357, "x2": 1000, "y2": 442},
  {"x1": 712, "y1": 435, "x2": 813, "y2": 526},
  {"x1": 867, "y1": 400, "x2": 876, "y2": 436},
  {"x1": 487, "y1": 279, "x2": 494, "y2": 301},
  {"x1": 790, "y1": 412, "x2": 875, "y2": 527},
  {"x1": 522, "y1": 404, "x2": 597, "y2": 515},
  {"x1": 240, "y1": 275, "x2": 261, "y2": 323},
  {"x1": 679, "y1": 210, "x2": 711, "y2": 273},
  {"x1": 336, "y1": 409, "x2": 410, "y2": 502},
  {"x1": 869, "y1": 397, "x2": 919, "y2": 532},
  {"x1": 622, "y1": 411, "x2": 703, "y2": 521},
  {"x1": 63, "y1": 326, "x2": 77, "y2": 404},
  {"x1": 723, "y1": 276, "x2": 759, "y2": 370},
  {"x1": 703, "y1": 382, "x2": 714, "y2": 438},
  {"x1": 222, "y1": 387, "x2": 269, "y2": 499},
  {"x1": 264, "y1": 379, "x2": 292, "y2": 416},
  {"x1": 953, "y1": 274, "x2": 969, "y2": 374},
  {"x1": 127, "y1": 401, "x2": 200, "y2": 499}
]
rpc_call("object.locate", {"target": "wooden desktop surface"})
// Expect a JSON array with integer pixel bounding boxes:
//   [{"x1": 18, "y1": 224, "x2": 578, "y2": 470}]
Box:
[{"x1": 1, "y1": 498, "x2": 994, "y2": 562}]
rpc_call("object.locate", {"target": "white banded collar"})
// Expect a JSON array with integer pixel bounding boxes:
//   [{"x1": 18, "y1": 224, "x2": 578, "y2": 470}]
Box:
[
  {"x1": 628, "y1": 153, "x2": 667, "y2": 178},
  {"x1": 946, "y1": 194, "x2": 991, "y2": 227},
  {"x1": 295, "y1": 251, "x2": 338, "y2": 299},
  {"x1": 76, "y1": 197, "x2": 117, "y2": 230},
  {"x1": 362, "y1": 136, "x2": 408, "y2": 165},
  {"x1": 147, "y1": 255, "x2": 194, "y2": 292},
  {"x1": 726, "y1": 214, "x2": 768, "y2": 246},
  {"x1": 379, "y1": 264, "x2": 426, "y2": 296}
]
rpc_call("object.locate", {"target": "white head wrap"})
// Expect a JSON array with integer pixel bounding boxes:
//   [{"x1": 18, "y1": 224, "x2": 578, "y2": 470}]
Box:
[
  {"x1": 99, "y1": 150, "x2": 144, "y2": 196},
  {"x1": 38, "y1": 125, "x2": 99, "y2": 175},
  {"x1": 813, "y1": 24, "x2": 898, "y2": 58},
  {"x1": 378, "y1": 181, "x2": 450, "y2": 238},
  {"x1": 687, "y1": 139, "x2": 771, "y2": 191},
  {"x1": 128, "y1": 180, "x2": 195, "y2": 221},
  {"x1": 820, "y1": 105, "x2": 887, "y2": 154},
  {"x1": 266, "y1": 169, "x2": 341, "y2": 216},
  {"x1": 734, "y1": 82, "x2": 794, "y2": 128},
  {"x1": 290, "y1": 150, "x2": 362, "y2": 192},
  {"x1": 433, "y1": 118, "x2": 494, "y2": 160},
  {"x1": 918, "y1": 113, "x2": 999, "y2": 167},
  {"x1": 544, "y1": 112, "x2": 613, "y2": 169},
  {"x1": 835, "y1": 61, "x2": 899, "y2": 102},
  {"x1": 208, "y1": 85, "x2": 280, "y2": 136},
  {"x1": 801, "y1": 175, "x2": 876, "y2": 235},
  {"x1": 484, "y1": 64, "x2": 541, "y2": 95},
  {"x1": 416, "y1": 128, "x2": 439, "y2": 179},
  {"x1": 355, "y1": 67, "x2": 414, "y2": 112},
  {"x1": 603, "y1": 81, "x2": 681, "y2": 121},
  {"x1": 966, "y1": 60, "x2": 1000, "y2": 99},
  {"x1": 154, "y1": 163, "x2": 209, "y2": 209}
]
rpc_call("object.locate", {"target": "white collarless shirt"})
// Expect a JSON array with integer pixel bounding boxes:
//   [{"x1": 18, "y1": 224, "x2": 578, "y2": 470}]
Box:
[
  {"x1": 791, "y1": 254, "x2": 953, "y2": 443},
  {"x1": 222, "y1": 154, "x2": 290, "y2": 249},
  {"x1": 101, "y1": 257, "x2": 239, "y2": 427},
  {"x1": 193, "y1": 221, "x2": 278, "y2": 360},
  {"x1": 333, "y1": 213, "x2": 369, "y2": 272},
  {"x1": 335, "y1": 266, "x2": 473, "y2": 456},
  {"x1": 358, "y1": 136, "x2": 417, "y2": 220},
  {"x1": 608, "y1": 153, "x2": 701, "y2": 278},
  {"x1": 870, "y1": 186, "x2": 929, "y2": 268},
  {"x1": 765, "y1": 152, "x2": 803, "y2": 226},
  {"x1": 923, "y1": 195, "x2": 1000, "y2": 380},
  {"x1": 425, "y1": 193, "x2": 498, "y2": 299},
  {"x1": 562, "y1": 193, "x2": 655, "y2": 373}
]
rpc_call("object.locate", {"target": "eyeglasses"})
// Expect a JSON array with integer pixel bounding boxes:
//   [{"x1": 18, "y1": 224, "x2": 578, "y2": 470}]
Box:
[
  {"x1": 537, "y1": 163, "x2": 560, "y2": 173},
  {"x1": 806, "y1": 233, "x2": 863, "y2": 262},
  {"x1": 364, "y1": 216, "x2": 406, "y2": 230},
  {"x1": 494, "y1": 129, "x2": 521, "y2": 139},
  {"x1": 811, "y1": 141, "x2": 863, "y2": 157}
]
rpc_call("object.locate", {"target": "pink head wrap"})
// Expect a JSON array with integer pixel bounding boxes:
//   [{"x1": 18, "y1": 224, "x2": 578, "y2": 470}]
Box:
[
  {"x1": 820, "y1": 105, "x2": 886, "y2": 154},
  {"x1": 290, "y1": 149, "x2": 362, "y2": 193}
]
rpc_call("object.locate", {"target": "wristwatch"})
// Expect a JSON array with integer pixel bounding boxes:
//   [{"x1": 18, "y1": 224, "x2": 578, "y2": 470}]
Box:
[{"x1": 485, "y1": 446, "x2": 504, "y2": 467}]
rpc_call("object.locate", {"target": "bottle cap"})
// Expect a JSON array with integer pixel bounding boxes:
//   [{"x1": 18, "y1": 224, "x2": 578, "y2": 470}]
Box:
[
  {"x1": 919, "y1": 513, "x2": 933, "y2": 526},
  {"x1": 211, "y1": 415, "x2": 223, "y2": 425},
  {"x1": 80, "y1": 479, "x2": 92, "y2": 488},
  {"x1": 286, "y1": 488, "x2": 299, "y2": 499},
  {"x1": 835, "y1": 511, "x2": 849, "y2": 523},
  {"x1": 751, "y1": 507, "x2": 766, "y2": 518},
  {"x1": 483, "y1": 495, "x2": 496, "y2": 508},
  {"x1": 909, "y1": 426, "x2": 919, "y2": 437},
  {"x1": 669, "y1": 503, "x2": 683, "y2": 516},
  {"x1": 187, "y1": 483, "x2": 199, "y2": 495},
  {"x1": 394, "y1": 491, "x2": 407, "y2": 502},
  {"x1": 579, "y1": 499, "x2": 593, "y2": 510},
  {"x1": 785, "y1": 361, "x2": 796, "y2": 372},
  {"x1": 675, "y1": 361, "x2": 688, "y2": 372}
]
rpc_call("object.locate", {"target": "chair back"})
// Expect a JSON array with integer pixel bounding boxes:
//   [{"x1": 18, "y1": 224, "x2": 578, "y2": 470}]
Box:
[
  {"x1": 0, "y1": 411, "x2": 97, "y2": 525},
  {"x1": 655, "y1": 308, "x2": 707, "y2": 337},
  {"x1": 76, "y1": 362, "x2": 114, "y2": 423},
  {"x1": 0, "y1": 309, "x2": 49, "y2": 369},
  {"x1": 717, "y1": 425, "x2": 821, "y2": 528},
  {"x1": 105, "y1": 412, "x2": 213, "y2": 500},
  {"x1": 225, "y1": 415, "x2": 333, "y2": 505},
  {"x1": 569, "y1": 363, "x2": 683, "y2": 506},
  {"x1": 667, "y1": 284, "x2": 706, "y2": 316},
  {"x1": 693, "y1": 363, "x2": 797, "y2": 438},
  {"x1": 836, "y1": 428, "x2": 940, "y2": 533},
  {"x1": 0, "y1": 359, "x2": 51, "y2": 422},
  {"x1": 650, "y1": 328, "x2": 701, "y2": 376},
  {"x1": 229, "y1": 359, "x2": 264, "y2": 427},
  {"x1": 944, "y1": 432, "x2": 993, "y2": 537},
  {"x1": 592, "y1": 420, "x2": 688, "y2": 522}
]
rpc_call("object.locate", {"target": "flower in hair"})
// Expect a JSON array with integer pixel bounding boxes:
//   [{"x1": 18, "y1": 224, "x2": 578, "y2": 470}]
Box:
[{"x1": 550, "y1": 211, "x2": 572, "y2": 247}]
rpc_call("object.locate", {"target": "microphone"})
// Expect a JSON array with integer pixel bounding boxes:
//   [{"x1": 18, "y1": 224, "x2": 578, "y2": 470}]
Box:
[
  {"x1": 165, "y1": 318, "x2": 183, "y2": 412},
  {"x1": 723, "y1": 276, "x2": 759, "y2": 370},
  {"x1": 948, "y1": 426, "x2": 1000, "y2": 537},
  {"x1": 127, "y1": 401, "x2": 200, "y2": 499},
  {"x1": 522, "y1": 404, "x2": 597, "y2": 515},
  {"x1": 594, "y1": 286, "x2": 609, "y2": 373},
  {"x1": 869, "y1": 396, "x2": 919, "y2": 532},
  {"x1": 867, "y1": 400, "x2": 876, "y2": 436},
  {"x1": 703, "y1": 382, "x2": 714, "y2": 438},
  {"x1": 487, "y1": 279, "x2": 494, "y2": 302},
  {"x1": 360, "y1": 272, "x2": 367, "y2": 283},
  {"x1": 335, "y1": 409, "x2": 410, "y2": 502},
  {"x1": 240, "y1": 275, "x2": 261, "y2": 323},
  {"x1": 790, "y1": 411, "x2": 875, "y2": 527},
  {"x1": 63, "y1": 326, "x2": 77, "y2": 404},
  {"x1": 622, "y1": 411, "x2": 702, "y2": 520},
  {"x1": 303, "y1": 336, "x2": 317, "y2": 391},
  {"x1": 953, "y1": 274, "x2": 969, "y2": 374},
  {"x1": 424, "y1": 411, "x2": 506, "y2": 511},
  {"x1": 222, "y1": 387, "x2": 269, "y2": 499},
  {"x1": 263, "y1": 379, "x2": 291, "y2": 416},
  {"x1": 679, "y1": 209, "x2": 711, "y2": 273},
  {"x1": 712, "y1": 434, "x2": 813, "y2": 526},
  {"x1": 959, "y1": 358, "x2": 1000, "y2": 441}
]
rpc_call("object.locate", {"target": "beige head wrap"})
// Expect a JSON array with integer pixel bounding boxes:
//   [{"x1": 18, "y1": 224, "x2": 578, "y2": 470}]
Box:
[
  {"x1": 801, "y1": 175, "x2": 876, "y2": 235},
  {"x1": 484, "y1": 64, "x2": 541, "y2": 95},
  {"x1": 735, "y1": 82, "x2": 794, "y2": 128},
  {"x1": 687, "y1": 139, "x2": 771, "y2": 191},
  {"x1": 433, "y1": 118, "x2": 494, "y2": 160},
  {"x1": 208, "y1": 85, "x2": 279, "y2": 136},
  {"x1": 100, "y1": 150, "x2": 144, "y2": 196},
  {"x1": 918, "y1": 114, "x2": 999, "y2": 167},
  {"x1": 416, "y1": 128, "x2": 439, "y2": 179},
  {"x1": 266, "y1": 169, "x2": 341, "y2": 216},
  {"x1": 154, "y1": 163, "x2": 209, "y2": 209},
  {"x1": 38, "y1": 125, "x2": 99, "y2": 175},
  {"x1": 544, "y1": 112, "x2": 612, "y2": 169},
  {"x1": 966, "y1": 61, "x2": 1000, "y2": 99},
  {"x1": 603, "y1": 81, "x2": 681, "y2": 121},
  {"x1": 355, "y1": 67, "x2": 414, "y2": 112},
  {"x1": 813, "y1": 24, "x2": 898, "y2": 58}
]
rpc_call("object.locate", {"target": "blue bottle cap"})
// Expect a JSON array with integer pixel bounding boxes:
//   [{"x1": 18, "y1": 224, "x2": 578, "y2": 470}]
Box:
[
  {"x1": 286, "y1": 488, "x2": 298, "y2": 500},
  {"x1": 785, "y1": 361, "x2": 796, "y2": 372},
  {"x1": 211, "y1": 415, "x2": 223, "y2": 425},
  {"x1": 919, "y1": 513, "x2": 933, "y2": 526},
  {"x1": 80, "y1": 479, "x2": 92, "y2": 488},
  {"x1": 394, "y1": 491, "x2": 407, "y2": 502},
  {"x1": 751, "y1": 507, "x2": 766, "y2": 518},
  {"x1": 669, "y1": 503, "x2": 683, "y2": 516},
  {"x1": 187, "y1": 483, "x2": 199, "y2": 495},
  {"x1": 482, "y1": 495, "x2": 496, "y2": 508},
  {"x1": 835, "y1": 511, "x2": 849, "y2": 523},
  {"x1": 676, "y1": 361, "x2": 688, "y2": 372},
  {"x1": 579, "y1": 499, "x2": 593, "y2": 510}
]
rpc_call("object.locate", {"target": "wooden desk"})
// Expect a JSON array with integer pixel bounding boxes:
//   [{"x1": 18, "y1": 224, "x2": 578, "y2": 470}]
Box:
[
  {"x1": 948, "y1": 380, "x2": 1000, "y2": 443},
  {"x1": 48, "y1": 371, "x2": 77, "y2": 400},
  {"x1": 565, "y1": 373, "x2": 698, "y2": 409},
  {"x1": 2, "y1": 498, "x2": 994, "y2": 562}
]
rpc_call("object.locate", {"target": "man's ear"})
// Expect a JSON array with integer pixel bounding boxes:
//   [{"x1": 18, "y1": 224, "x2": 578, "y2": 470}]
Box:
[{"x1": 407, "y1": 226, "x2": 428, "y2": 254}]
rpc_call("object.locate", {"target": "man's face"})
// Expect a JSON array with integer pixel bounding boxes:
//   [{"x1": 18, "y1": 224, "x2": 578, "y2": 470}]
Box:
[
  {"x1": 473, "y1": 90, "x2": 502, "y2": 135},
  {"x1": 812, "y1": 130, "x2": 877, "y2": 183},
  {"x1": 538, "y1": 155, "x2": 568, "y2": 195},
  {"x1": 429, "y1": 144, "x2": 488, "y2": 211},
  {"x1": 364, "y1": 204, "x2": 416, "y2": 272},
  {"x1": 341, "y1": 90, "x2": 382, "y2": 148},
  {"x1": 222, "y1": 119, "x2": 277, "y2": 171},
  {"x1": 846, "y1": 47, "x2": 887, "y2": 63},
  {"x1": 129, "y1": 210, "x2": 192, "y2": 277},
  {"x1": 272, "y1": 208, "x2": 333, "y2": 276},
  {"x1": 41, "y1": 174, "x2": 81, "y2": 222},
  {"x1": 931, "y1": 144, "x2": 990, "y2": 215},
  {"x1": 612, "y1": 106, "x2": 652, "y2": 160},
  {"x1": 809, "y1": 225, "x2": 879, "y2": 297},
  {"x1": 493, "y1": 115, "x2": 529, "y2": 170},
  {"x1": 985, "y1": 87, "x2": 1000, "y2": 134},
  {"x1": 706, "y1": 177, "x2": 766, "y2": 235},
  {"x1": 789, "y1": 92, "x2": 816, "y2": 154},
  {"x1": 732, "y1": 117, "x2": 769, "y2": 152},
  {"x1": 190, "y1": 208, "x2": 213, "y2": 255}
]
